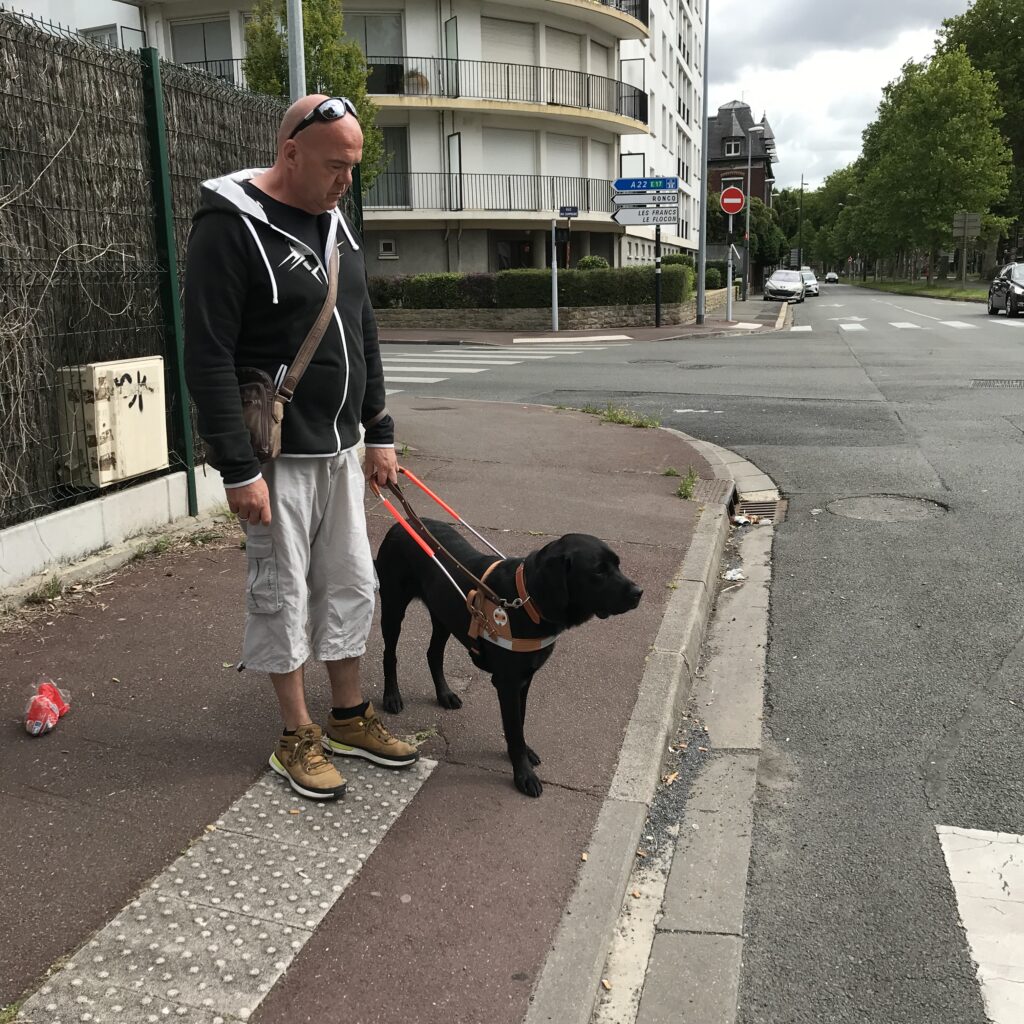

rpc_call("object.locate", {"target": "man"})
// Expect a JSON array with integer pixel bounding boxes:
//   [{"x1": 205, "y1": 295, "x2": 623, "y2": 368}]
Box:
[{"x1": 184, "y1": 94, "x2": 417, "y2": 801}]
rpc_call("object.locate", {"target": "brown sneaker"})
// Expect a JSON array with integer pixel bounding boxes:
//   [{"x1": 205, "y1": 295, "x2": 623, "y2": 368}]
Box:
[
  {"x1": 322, "y1": 703, "x2": 419, "y2": 768},
  {"x1": 269, "y1": 724, "x2": 347, "y2": 800}
]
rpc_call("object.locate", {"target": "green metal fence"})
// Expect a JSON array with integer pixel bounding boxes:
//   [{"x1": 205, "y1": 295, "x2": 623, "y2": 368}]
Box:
[{"x1": 0, "y1": 9, "x2": 290, "y2": 530}]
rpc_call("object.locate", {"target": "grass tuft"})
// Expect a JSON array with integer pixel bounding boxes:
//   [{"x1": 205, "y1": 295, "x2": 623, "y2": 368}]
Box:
[
  {"x1": 675, "y1": 466, "x2": 699, "y2": 500},
  {"x1": 25, "y1": 575, "x2": 63, "y2": 605}
]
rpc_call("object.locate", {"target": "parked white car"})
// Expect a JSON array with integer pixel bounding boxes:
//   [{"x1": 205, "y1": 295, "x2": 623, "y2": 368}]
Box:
[{"x1": 800, "y1": 270, "x2": 819, "y2": 297}]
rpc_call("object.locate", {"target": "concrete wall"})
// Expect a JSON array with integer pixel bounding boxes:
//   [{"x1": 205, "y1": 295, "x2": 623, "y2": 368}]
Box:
[
  {"x1": 375, "y1": 287, "x2": 732, "y2": 330},
  {"x1": 0, "y1": 468, "x2": 226, "y2": 592},
  {"x1": 363, "y1": 229, "x2": 450, "y2": 275}
]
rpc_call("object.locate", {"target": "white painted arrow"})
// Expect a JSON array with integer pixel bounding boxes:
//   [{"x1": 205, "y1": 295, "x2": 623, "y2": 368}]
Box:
[
  {"x1": 818, "y1": 303, "x2": 846, "y2": 308},
  {"x1": 828, "y1": 316, "x2": 867, "y2": 322}
]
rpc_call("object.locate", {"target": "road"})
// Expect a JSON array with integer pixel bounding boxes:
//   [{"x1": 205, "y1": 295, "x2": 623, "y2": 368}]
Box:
[{"x1": 381, "y1": 284, "x2": 1024, "y2": 1023}]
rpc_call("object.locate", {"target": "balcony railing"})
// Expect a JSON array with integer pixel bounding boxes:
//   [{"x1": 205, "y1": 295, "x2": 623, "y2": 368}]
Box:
[
  {"x1": 182, "y1": 58, "x2": 245, "y2": 88},
  {"x1": 367, "y1": 55, "x2": 647, "y2": 125},
  {"x1": 365, "y1": 172, "x2": 614, "y2": 215},
  {"x1": 596, "y1": 0, "x2": 650, "y2": 24}
]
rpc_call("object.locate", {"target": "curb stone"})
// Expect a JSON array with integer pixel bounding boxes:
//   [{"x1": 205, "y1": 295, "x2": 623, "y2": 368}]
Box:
[{"x1": 523, "y1": 429, "x2": 774, "y2": 1024}]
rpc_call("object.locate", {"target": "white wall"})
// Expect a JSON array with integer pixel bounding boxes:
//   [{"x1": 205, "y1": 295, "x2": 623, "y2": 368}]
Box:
[{"x1": 14, "y1": 0, "x2": 140, "y2": 36}]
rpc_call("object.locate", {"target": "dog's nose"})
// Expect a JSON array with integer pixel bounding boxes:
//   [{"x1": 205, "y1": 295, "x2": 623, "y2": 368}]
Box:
[{"x1": 629, "y1": 585, "x2": 643, "y2": 607}]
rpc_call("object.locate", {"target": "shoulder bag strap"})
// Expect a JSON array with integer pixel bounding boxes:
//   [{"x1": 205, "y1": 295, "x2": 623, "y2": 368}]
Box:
[{"x1": 277, "y1": 238, "x2": 340, "y2": 402}]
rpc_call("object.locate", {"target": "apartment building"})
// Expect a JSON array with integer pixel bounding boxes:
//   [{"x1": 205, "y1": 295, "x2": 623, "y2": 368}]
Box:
[
  {"x1": 618, "y1": 0, "x2": 703, "y2": 265},
  {"x1": 38, "y1": 1, "x2": 701, "y2": 273}
]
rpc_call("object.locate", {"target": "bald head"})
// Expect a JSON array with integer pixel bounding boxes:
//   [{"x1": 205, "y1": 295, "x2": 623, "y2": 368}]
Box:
[{"x1": 277, "y1": 94, "x2": 330, "y2": 151}]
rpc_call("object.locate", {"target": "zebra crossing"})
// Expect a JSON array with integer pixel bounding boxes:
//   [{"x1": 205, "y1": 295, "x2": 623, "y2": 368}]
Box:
[
  {"x1": 380, "y1": 344, "x2": 629, "y2": 395},
  {"x1": 789, "y1": 319, "x2": 1024, "y2": 334}
]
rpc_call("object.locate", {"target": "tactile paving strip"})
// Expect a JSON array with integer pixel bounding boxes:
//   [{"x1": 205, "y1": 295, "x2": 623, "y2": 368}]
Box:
[{"x1": 17, "y1": 758, "x2": 436, "y2": 1024}]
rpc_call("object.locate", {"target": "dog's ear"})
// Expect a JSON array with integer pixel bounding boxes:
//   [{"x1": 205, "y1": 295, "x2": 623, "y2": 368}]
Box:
[{"x1": 530, "y1": 543, "x2": 571, "y2": 623}]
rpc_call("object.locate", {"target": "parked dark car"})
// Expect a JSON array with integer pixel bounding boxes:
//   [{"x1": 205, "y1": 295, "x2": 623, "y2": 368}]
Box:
[{"x1": 988, "y1": 262, "x2": 1024, "y2": 318}]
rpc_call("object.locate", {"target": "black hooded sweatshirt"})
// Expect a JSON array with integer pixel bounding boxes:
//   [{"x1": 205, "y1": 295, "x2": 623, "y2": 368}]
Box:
[{"x1": 183, "y1": 169, "x2": 393, "y2": 487}]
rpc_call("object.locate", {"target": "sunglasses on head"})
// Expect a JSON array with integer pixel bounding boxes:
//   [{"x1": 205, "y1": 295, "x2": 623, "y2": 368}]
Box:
[{"x1": 287, "y1": 97, "x2": 359, "y2": 140}]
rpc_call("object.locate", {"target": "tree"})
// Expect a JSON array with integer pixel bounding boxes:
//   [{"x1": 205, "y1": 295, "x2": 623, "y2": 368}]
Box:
[
  {"x1": 243, "y1": 0, "x2": 385, "y2": 190},
  {"x1": 939, "y1": 0, "x2": 1024, "y2": 223},
  {"x1": 856, "y1": 48, "x2": 1011, "y2": 278}
]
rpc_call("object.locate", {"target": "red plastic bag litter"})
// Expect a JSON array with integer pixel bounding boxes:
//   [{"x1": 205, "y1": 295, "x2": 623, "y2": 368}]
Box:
[{"x1": 24, "y1": 678, "x2": 71, "y2": 736}]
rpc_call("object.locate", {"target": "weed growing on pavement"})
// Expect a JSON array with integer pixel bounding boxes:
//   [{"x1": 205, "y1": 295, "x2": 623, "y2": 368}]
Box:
[
  {"x1": 661, "y1": 467, "x2": 681, "y2": 477},
  {"x1": 132, "y1": 535, "x2": 174, "y2": 562},
  {"x1": 676, "y1": 466, "x2": 699, "y2": 500},
  {"x1": 0, "y1": 1000, "x2": 23, "y2": 1024},
  {"x1": 580, "y1": 403, "x2": 660, "y2": 428},
  {"x1": 24, "y1": 575, "x2": 63, "y2": 605},
  {"x1": 189, "y1": 528, "x2": 222, "y2": 546}
]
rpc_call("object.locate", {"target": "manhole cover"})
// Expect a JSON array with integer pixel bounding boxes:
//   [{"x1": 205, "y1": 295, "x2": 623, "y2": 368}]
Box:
[{"x1": 826, "y1": 495, "x2": 947, "y2": 522}]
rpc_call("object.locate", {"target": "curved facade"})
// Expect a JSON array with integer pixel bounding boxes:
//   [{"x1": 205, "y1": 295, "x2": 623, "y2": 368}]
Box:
[{"x1": 136, "y1": 0, "x2": 697, "y2": 274}]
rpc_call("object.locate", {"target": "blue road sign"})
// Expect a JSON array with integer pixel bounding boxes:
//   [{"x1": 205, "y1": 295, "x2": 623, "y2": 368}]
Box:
[
  {"x1": 612, "y1": 176, "x2": 680, "y2": 193},
  {"x1": 559, "y1": 205, "x2": 579, "y2": 218}
]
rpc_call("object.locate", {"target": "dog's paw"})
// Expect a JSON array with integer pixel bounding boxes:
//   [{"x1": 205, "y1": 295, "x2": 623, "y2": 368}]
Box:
[
  {"x1": 525, "y1": 745, "x2": 541, "y2": 766},
  {"x1": 381, "y1": 692, "x2": 404, "y2": 714},
  {"x1": 437, "y1": 690, "x2": 463, "y2": 710},
  {"x1": 515, "y1": 770, "x2": 543, "y2": 798}
]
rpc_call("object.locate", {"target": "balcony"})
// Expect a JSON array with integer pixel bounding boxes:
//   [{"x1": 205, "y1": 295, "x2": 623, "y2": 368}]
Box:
[
  {"x1": 368, "y1": 55, "x2": 647, "y2": 133},
  {"x1": 364, "y1": 172, "x2": 614, "y2": 220},
  {"x1": 182, "y1": 58, "x2": 245, "y2": 88},
  {"x1": 513, "y1": 0, "x2": 649, "y2": 39}
]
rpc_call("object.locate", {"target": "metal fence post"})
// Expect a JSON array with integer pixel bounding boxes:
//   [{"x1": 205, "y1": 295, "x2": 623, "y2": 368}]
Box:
[{"x1": 140, "y1": 47, "x2": 198, "y2": 516}]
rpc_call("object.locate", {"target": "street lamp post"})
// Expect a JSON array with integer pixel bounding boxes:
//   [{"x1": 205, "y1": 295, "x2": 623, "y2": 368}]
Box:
[
  {"x1": 764, "y1": 176, "x2": 775, "y2": 209},
  {"x1": 695, "y1": 0, "x2": 711, "y2": 325},
  {"x1": 742, "y1": 124, "x2": 765, "y2": 301}
]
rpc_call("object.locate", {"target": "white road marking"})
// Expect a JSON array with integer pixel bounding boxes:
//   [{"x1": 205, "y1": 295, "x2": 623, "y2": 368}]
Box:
[
  {"x1": 427, "y1": 350, "x2": 557, "y2": 359},
  {"x1": 940, "y1": 321, "x2": 978, "y2": 329},
  {"x1": 730, "y1": 322, "x2": 761, "y2": 330},
  {"x1": 994, "y1": 319, "x2": 1024, "y2": 328},
  {"x1": 382, "y1": 365, "x2": 487, "y2": 374},
  {"x1": 385, "y1": 388, "x2": 403, "y2": 395},
  {"x1": 673, "y1": 408, "x2": 723, "y2": 414},
  {"x1": 381, "y1": 355, "x2": 524, "y2": 365},
  {"x1": 512, "y1": 334, "x2": 630, "y2": 343},
  {"x1": 790, "y1": 325, "x2": 813, "y2": 332},
  {"x1": 937, "y1": 826, "x2": 1024, "y2": 1024},
  {"x1": 890, "y1": 322, "x2": 924, "y2": 329},
  {"x1": 829, "y1": 316, "x2": 867, "y2": 322},
  {"x1": 384, "y1": 375, "x2": 446, "y2": 384},
  {"x1": 839, "y1": 323, "x2": 867, "y2": 331}
]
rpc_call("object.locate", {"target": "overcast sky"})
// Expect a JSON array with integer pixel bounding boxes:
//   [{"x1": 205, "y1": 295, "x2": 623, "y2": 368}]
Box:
[{"x1": 707, "y1": 0, "x2": 974, "y2": 190}]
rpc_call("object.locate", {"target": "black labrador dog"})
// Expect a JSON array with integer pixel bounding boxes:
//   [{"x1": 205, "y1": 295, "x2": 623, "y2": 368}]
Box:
[{"x1": 375, "y1": 518, "x2": 643, "y2": 797}]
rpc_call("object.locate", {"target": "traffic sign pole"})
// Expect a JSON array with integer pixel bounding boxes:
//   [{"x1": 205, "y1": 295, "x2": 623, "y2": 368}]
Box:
[
  {"x1": 551, "y1": 219, "x2": 558, "y2": 332},
  {"x1": 655, "y1": 225, "x2": 662, "y2": 328},
  {"x1": 726, "y1": 214, "x2": 734, "y2": 322}
]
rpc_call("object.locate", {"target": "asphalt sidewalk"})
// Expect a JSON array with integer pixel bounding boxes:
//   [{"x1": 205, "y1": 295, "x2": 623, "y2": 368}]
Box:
[
  {"x1": 1, "y1": 398, "x2": 744, "y2": 1024},
  {"x1": 378, "y1": 298, "x2": 787, "y2": 346}
]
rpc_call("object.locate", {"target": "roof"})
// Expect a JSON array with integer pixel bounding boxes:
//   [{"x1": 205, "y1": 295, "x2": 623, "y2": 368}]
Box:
[{"x1": 706, "y1": 100, "x2": 778, "y2": 167}]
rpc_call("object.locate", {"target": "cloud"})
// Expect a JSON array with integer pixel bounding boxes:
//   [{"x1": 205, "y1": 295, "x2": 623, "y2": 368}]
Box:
[{"x1": 706, "y1": 0, "x2": 973, "y2": 188}]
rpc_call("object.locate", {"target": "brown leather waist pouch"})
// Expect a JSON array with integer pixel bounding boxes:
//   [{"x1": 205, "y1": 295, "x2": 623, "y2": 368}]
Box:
[{"x1": 238, "y1": 367, "x2": 285, "y2": 463}]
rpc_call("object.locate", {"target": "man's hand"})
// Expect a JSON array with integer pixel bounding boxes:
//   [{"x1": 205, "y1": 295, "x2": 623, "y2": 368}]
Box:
[
  {"x1": 365, "y1": 446, "x2": 399, "y2": 488},
  {"x1": 227, "y1": 479, "x2": 272, "y2": 525}
]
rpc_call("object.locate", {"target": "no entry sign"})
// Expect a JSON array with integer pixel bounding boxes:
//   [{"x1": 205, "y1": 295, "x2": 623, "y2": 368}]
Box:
[{"x1": 720, "y1": 186, "x2": 745, "y2": 215}]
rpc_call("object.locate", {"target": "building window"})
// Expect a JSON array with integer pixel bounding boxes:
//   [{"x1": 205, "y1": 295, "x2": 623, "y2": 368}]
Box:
[
  {"x1": 722, "y1": 177, "x2": 743, "y2": 193},
  {"x1": 724, "y1": 139, "x2": 741, "y2": 157},
  {"x1": 378, "y1": 239, "x2": 398, "y2": 260},
  {"x1": 82, "y1": 25, "x2": 117, "y2": 48},
  {"x1": 171, "y1": 19, "x2": 232, "y2": 71}
]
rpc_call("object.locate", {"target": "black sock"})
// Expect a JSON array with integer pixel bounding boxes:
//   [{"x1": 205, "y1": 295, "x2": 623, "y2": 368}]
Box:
[
  {"x1": 333, "y1": 701, "x2": 369, "y2": 720},
  {"x1": 283, "y1": 728, "x2": 297, "y2": 736}
]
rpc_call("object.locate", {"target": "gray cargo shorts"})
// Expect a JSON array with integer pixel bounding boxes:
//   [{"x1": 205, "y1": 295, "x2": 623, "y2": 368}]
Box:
[{"x1": 241, "y1": 447, "x2": 376, "y2": 674}]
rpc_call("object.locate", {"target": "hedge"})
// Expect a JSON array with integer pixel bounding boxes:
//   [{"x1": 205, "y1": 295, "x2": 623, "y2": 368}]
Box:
[
  {"x1": 705, "y1": 267, "x2": 722, "y2": 290},
  {"x1": 369, "y1": 264, "x2": 695, "y2": 310}
]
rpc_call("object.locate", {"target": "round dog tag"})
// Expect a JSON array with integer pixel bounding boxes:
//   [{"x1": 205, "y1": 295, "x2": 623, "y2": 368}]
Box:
[{"x1": 492, "y1": 607, "x2": 509, "y2": 627}]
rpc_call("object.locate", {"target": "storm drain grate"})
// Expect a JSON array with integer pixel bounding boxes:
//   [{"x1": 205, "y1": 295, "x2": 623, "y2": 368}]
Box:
[
  {"x1": 734, "y1": 498, "x2": 786, "y2": 523},
  {"x1": 971, "y1": 379, "x2": 1024, "y2": 388}
]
